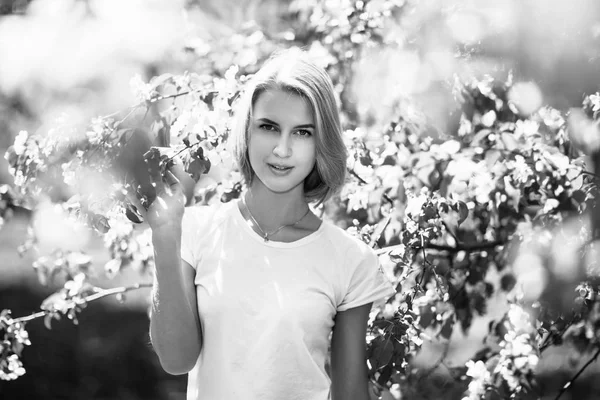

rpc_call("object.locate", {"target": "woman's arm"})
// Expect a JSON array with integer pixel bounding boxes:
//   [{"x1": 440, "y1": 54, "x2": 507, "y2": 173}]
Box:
[
  {"x1": 149, "y1": 227, "x2": 202, "y2": 375},
  {"x1": 330, "y1": 302, "x2": 373, "y2": 400},
  {"x1": 143, "y1": 151, "x2": 202, "y2": 375}
]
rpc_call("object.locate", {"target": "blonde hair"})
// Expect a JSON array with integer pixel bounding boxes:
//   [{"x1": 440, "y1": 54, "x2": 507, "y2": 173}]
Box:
[{"x1": 231, "y1": 48, "x2": 347, "y2": 205}]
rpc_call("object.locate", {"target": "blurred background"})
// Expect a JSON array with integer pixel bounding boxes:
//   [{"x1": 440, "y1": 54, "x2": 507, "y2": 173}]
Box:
[{"x1": 1, "y1": 0, "x2": 600, "y2": 399}]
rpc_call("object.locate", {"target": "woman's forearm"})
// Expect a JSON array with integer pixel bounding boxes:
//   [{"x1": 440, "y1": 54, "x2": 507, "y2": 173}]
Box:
[{"x1": 149, "y1": 226, "x2": 202, "y2": 375}]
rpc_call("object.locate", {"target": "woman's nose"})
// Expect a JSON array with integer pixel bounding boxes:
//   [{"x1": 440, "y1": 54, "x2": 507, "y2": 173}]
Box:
[{"x1": 272, "y1": 134, "x2": 291, "y2": 158}]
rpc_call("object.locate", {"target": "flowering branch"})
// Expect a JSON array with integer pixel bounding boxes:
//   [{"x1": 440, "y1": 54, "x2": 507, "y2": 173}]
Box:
[
  {"x1": 348, "y1": 167, "x2": 395, "y2": 207},
  {"x1": 13, "y1": 282, "x2": 152, "y2": 324},
  {"x1": 375, "y1": 240, "x2": 505, "y2": 256}
]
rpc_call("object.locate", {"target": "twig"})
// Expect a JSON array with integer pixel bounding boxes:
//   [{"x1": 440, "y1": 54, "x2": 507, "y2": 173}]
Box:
[
  {"x1": 104, "y1": 89, "x2": 195, "y2": 120},
  {"x1": 417, "y1": 234, "x2": 429, "y2": 288},
  {"x1": 375, "y1": 240, "x2": 504, "y2": 256},
  {"x1": 14, "y1": 283, "x2": 152, "y2": 324},
  {"x1": 369, "y1": 214, "x2": 392, "y2": 249},
  {"x1": 441, "y1": 220, "x2": 459, "y2": 244},
  {"x1": 554, "y1": 346, "x2": 600, "y2": 400},
  {"x1": 148, "y1": 90, "x2": 193, "y2": 104},
  {"x1": 539, "y1": 315, "x2": 576, "y2": 354},
  {"x1": 426, "y1": 241, "x2": 503, "y2": 252},
  {"x1": 419, "y1": 341, "x2": 450, "y2": 380},
  {"x1": 347, "y1": 168, "x2": 394, "y2": 207},
  {"x1": 579, "y1": 170, "x2": 600, "y2": 180}
]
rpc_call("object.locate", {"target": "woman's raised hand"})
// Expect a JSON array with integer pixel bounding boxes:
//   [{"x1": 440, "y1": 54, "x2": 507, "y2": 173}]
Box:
[{"x1": 140, "y1": 147, "x2": 187, "y2": 231}]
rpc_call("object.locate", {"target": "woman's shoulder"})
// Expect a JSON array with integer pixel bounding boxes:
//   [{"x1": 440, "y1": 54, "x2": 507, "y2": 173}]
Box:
[
  {"x1": 319, "y1": 220, "x2": 373, "y2": 256},
  {"x1": 183, "y1": 199, "x2": 236, "y2": 229}
]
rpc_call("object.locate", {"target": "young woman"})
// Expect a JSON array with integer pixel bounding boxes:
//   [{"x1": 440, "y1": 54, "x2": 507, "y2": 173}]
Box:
[{"x1": 146, "y1": 49, "x2": 396, "y2": 400}]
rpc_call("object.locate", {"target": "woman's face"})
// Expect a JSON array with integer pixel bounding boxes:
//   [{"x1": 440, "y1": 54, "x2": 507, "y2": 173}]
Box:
[{"x1": 248, "y1": 89, "x2": 317, "y2": 197}]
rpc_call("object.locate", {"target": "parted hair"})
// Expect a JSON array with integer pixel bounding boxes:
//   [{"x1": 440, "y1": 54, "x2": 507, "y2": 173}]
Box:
[{"x1": 231, "y1": 48, "x2": 348, "y2": 205}]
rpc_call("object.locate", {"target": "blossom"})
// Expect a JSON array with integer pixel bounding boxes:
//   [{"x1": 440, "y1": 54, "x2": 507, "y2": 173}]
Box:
[
  {"x1": 0, "y1": 310, "x2": 31, "y2": 381},
  {"x1": 171, "y1": 110, "x2": 192, "y2": 138},
  {"x1": 86, "y1": 117, "x2": 109, "y2": 145},
  {"x1": 61, "y1": 161, "x2": 79, "y2": 187},
  {"x1": 129, "y1": 74, "x2": 156, "y2": 103},
  {"x1": 509, "y1": 155, "x2": 533, "y2": 184},
  {"x1": 494, "y1": 305, "x2": 540, "y2": 392},
  {"x1": 404, "y1": 193, "x2": 427, "y2": 219},
  {"x1": 462, "y1": 360, "x2": 491, "y2": 400},
  {"x1": 13, "y1": 131, "x2": 29, "y2": 156},
  {"x1": 0, "y1": 354, "x2": 26, "y2": 381},
  {"x1": 514, "y1": 119, "x2": 539, "y2": 139}
]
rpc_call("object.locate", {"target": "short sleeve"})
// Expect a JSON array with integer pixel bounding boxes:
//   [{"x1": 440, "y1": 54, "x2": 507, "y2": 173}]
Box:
[
  {"x1": 337, "y1": 243, "x2": 396, "y2": 312},
  {"x1": 180, "y1": 206, "x2": 207, "y2": 269}
]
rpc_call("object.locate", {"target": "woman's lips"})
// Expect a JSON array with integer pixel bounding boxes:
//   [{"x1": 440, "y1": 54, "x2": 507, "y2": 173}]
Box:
[{"x1": 267, "y1": 163, "x2": 293, "y2": 175}]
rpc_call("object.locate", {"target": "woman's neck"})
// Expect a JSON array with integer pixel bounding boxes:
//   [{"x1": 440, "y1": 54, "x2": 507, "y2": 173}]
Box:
[{"x1": 245, "y1": 183, "x2": 309, "y2": 231}]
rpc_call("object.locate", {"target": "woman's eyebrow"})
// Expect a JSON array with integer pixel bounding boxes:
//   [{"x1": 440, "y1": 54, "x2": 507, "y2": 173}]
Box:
[{"x1": 256, "y1": 117, "x2": 315, "y2": 129}]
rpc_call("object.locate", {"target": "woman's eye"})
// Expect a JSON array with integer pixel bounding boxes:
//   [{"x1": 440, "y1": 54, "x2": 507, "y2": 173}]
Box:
[
  {"x1": 295, "y1": 130, "x2": 312, "y2": 137},
  {"x1": 259, "y1": 124, "x2": 277, "y2": 132}
]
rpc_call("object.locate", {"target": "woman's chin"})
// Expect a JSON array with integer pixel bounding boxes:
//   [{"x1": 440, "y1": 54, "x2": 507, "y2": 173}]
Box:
[{"x1": 252, "y1": 177, "x2": 304, "y2": 196}]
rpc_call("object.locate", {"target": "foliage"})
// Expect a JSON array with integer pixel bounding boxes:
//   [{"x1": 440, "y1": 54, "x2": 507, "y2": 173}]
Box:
[{"x1": 1, "y1": 1, "x2": 600, "y2": 399}]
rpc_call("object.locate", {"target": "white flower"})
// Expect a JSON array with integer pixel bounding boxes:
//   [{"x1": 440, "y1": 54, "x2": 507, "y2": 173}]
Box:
[
  {"x1": 104, "y1": 258, "x2": 122, "y2": 278},
  {"x1": 62, "y1": 162, "x2": 78, "y2": 187},
  {"x1": 510, "y1": 155, "x2": 533, "y2": 184},
  {"x1": 129, "y1": 74, "x2": 155, "y2": 103},
  {"x1": 507, "y1": 304, "x2": 534, "y2": 335},
  {"x1": 171, "y1": 111, "x2": 191, "y2": 138},
  {"x1": 0, "y1": 354, "x2": 26, "y2": 380},
  {"x1": 463, "y1": 360, "x2": 491, "y2": 399},
  {"x1": 514, "y1": 120, "x2": 539, "y2": 139},
  {"x1": 13, "y1": 131, "x2": 29, "y2": 156},
  {"x1": 405, "y1": 194, "x2": 427, "y2": 219},
  {"x1": 465, "y1": 360, "x2": 490, "y2": 380},
  {"x1": 405, "y1": 219, "x2": 418, "y2": 234},
  {"x1": 480, "y1": 110, "x2": 497, "y2": 127},
  {"x1": 86, "y1": 117, "x2": 109, "y2": 145},
  {"x1": 64, "y1": 273, "x2": 87, "y2": 297},
  {"x1": 543, "y1": 198, "x2": 560, "y2": 213}
]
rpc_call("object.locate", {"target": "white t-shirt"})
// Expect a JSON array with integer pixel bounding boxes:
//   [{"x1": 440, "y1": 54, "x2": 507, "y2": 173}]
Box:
[{"x1": 180, "y1": 200, "x2": 396, "y2": 400}]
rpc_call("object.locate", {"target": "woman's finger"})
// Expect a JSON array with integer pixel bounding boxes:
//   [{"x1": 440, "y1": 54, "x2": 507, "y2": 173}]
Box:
[
  {"x1": 164, "y1": 169, "x2": 188, "y2": 205},
  {"x1": 144, "y1": 147, "x2": 165, "y2": 195},
  {"x1": 125, "y1": 186, "x2": 148, "y2": 222},
  {"x1": 164, "y1": 169, "x2": 181, "y2": 191}
]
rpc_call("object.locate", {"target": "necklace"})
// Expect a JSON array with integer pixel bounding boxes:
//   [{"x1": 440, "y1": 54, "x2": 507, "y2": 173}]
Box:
[{"x1": 241, "y1": 194, "x2": 311, "y2": 242}]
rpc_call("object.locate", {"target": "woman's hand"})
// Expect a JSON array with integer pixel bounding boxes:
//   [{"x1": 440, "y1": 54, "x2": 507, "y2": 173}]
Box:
[{"x1": 140, "y1": 147, "x2": 187, "y2": 231}]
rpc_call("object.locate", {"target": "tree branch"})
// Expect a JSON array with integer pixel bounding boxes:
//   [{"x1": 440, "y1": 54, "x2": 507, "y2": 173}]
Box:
[
  {"x1": 554, "y1": 346, "x2": 600, "y2": 400},
  {"x1": 348, "y1": 167, "x2": 395, "y2": 207},
  {"x1": 419, "y1": 341, "x2": 450, "y2": 380},
  {"x1": 539, "y1": 315, "x2": 576, "y2": 354},
  {"x1": 14, "y1": 283, "x2": 152, "y2": 324},
  {"x1": 375, "y1": 240, "x2": 504, "y2": 256}
]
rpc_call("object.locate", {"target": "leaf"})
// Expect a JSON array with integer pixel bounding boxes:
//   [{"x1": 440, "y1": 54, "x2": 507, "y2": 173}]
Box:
[
  {"x1": 438, "y1": 312, "x2": 455, "y2": 340},
  {"x1": 376, "y1": 365, "x2": 393, "y2": 386},
  {"x1": 125, "y1": 203, "x2": 144, "y2": 224},
  {"x1": 150, "y1": 73, "x2": 174, "y2": 88},
  {"x1": 456, "y1": 201, "x2": 469, "y2": 225},
  {"x1": 472, "y1": 128, "x2": 492, "y2": 146},
  {"x1": 369, "y1": 214, "x2": 391, "y2": 247},
  {"x1": 418, "y1": 305, "x2": 435, "y2": 329},
  {"x1": 571, "y1": 189, "x2": 586, "y2": 205},
  {"x1": 485, "y1": 149, "x2": 502, "y2": 169},
  {"x1": 186, "y1": 157, "x2": 211, "y2": 182},
  {"x1": 89, "y1": 213, "x2": 110, "y2": 233},
  {"x1": 5, "y1": 146, "x2": 17, "y2": 168},
  {"x1": 370, "y1": 336, "x2": 394, "y2": 370},
  {"x1": 500, "y1": 132, "x2": 519, "y2": 151},
  {"x1": 500, "y1": 273, "x2": 517, "y2": 292},
  {"x1": 44, "y1": 313, "x2": 53, "y2": 330}
]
